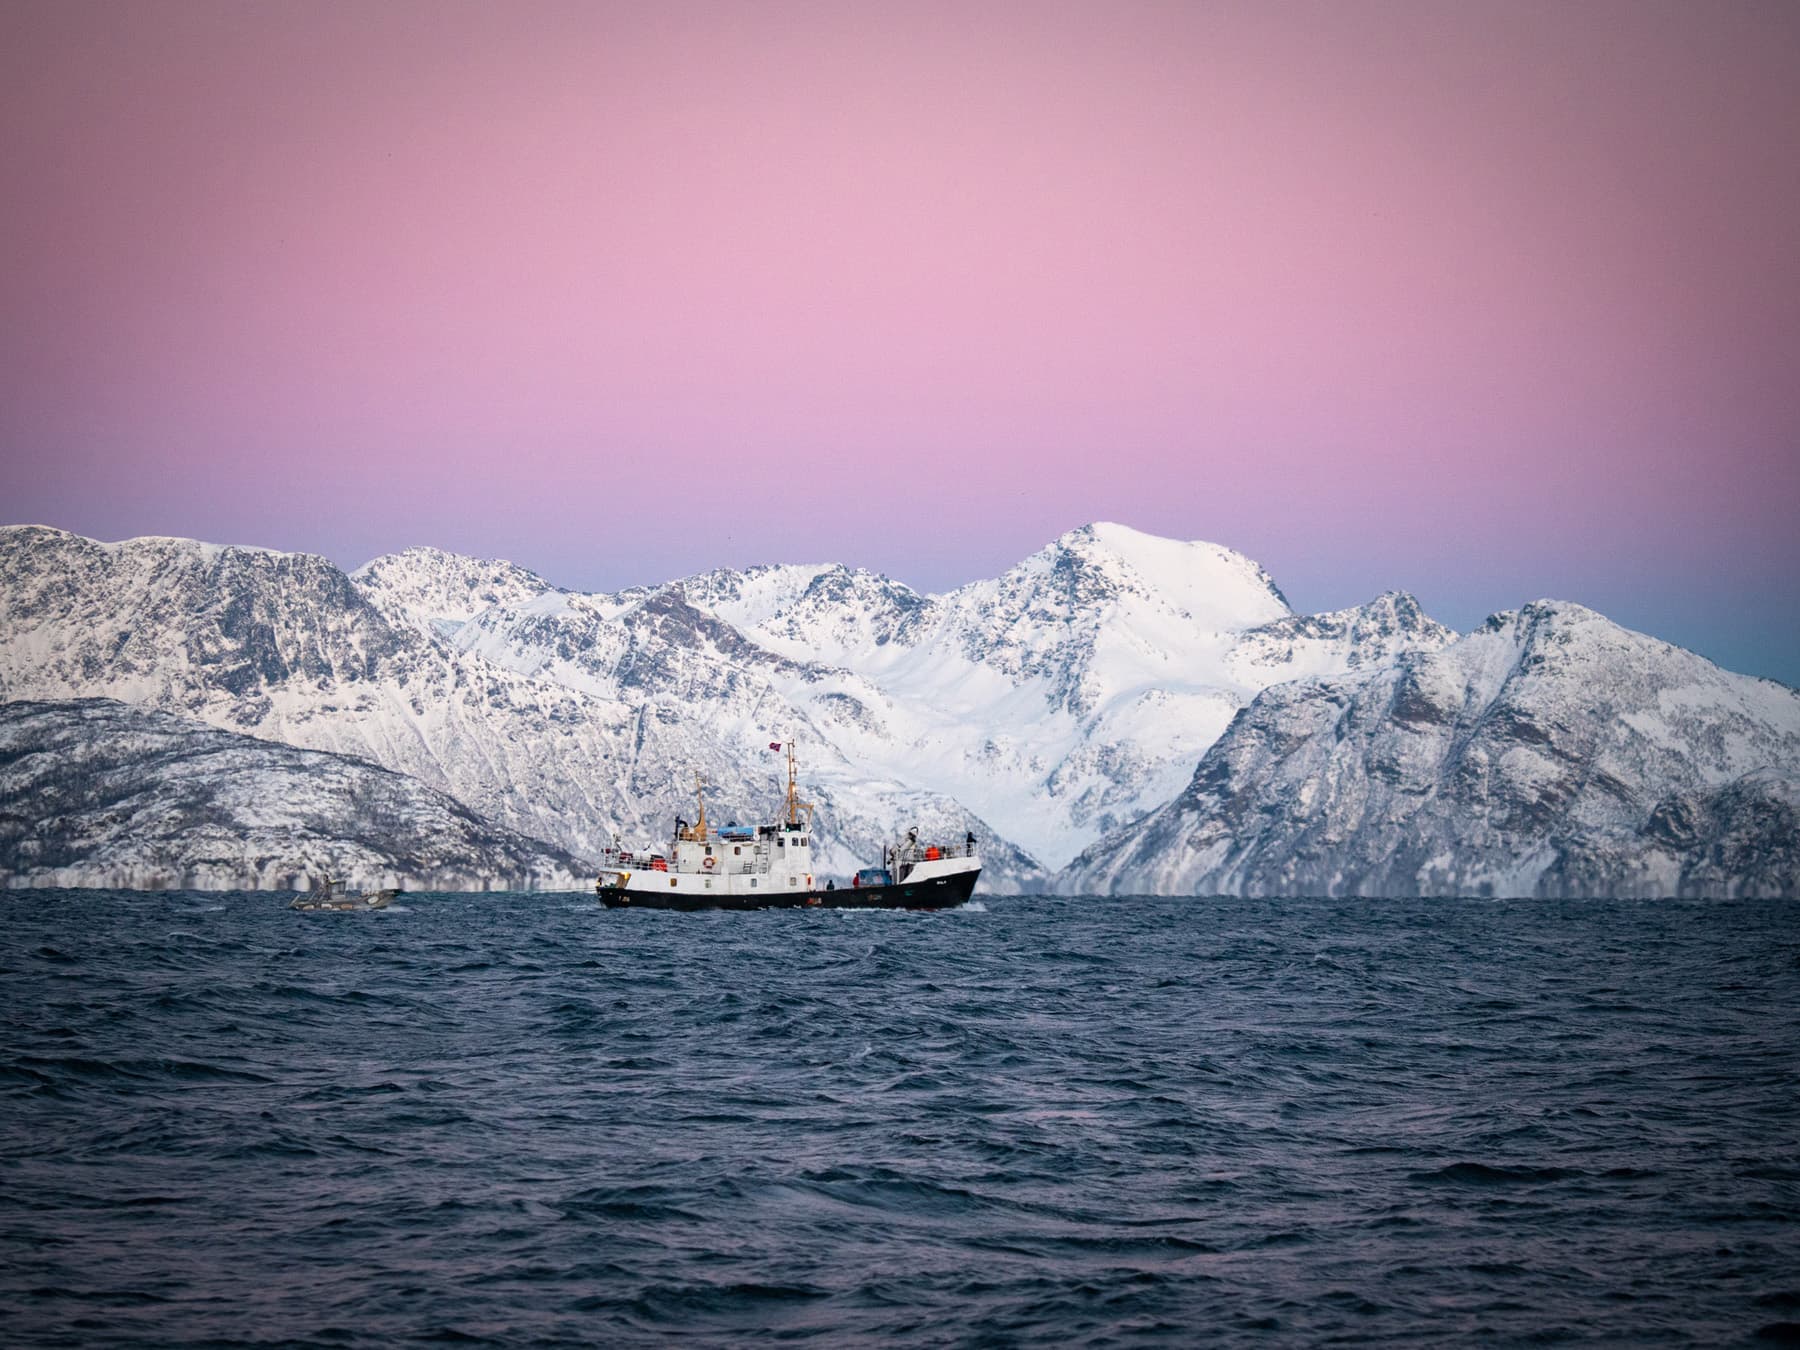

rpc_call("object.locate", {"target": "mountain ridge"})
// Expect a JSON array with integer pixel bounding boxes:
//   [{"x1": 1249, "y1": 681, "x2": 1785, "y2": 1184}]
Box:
[
  {"x1": 1058, "y1": 599, "x2": 1800, "y2": 897},
  {"x1": 5, "y1": 523, "x2": 1787, "y2": 896}
]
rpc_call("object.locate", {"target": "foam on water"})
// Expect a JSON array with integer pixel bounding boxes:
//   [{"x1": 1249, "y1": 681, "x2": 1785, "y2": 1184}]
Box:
[{"x1": 2, "y1": 890, "x2": 1797, "y2": 1346}]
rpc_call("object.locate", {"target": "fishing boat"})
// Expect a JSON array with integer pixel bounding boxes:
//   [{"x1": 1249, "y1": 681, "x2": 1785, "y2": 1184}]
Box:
[
  {"x1": 596, "y1": 744, "x2": 979, "y2": 911},
  {"x1": 289, "y1": 873, "x2": 400, "y2": 912}
]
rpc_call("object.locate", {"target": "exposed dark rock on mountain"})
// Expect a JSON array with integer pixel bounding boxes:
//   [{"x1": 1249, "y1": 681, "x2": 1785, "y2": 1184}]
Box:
[
  {"x1": 1059, "y1": 602, "x2": 1800, "y2": 898},
  {"x1": 0, "y1": 699, "x2": 588, "y2": 891}
]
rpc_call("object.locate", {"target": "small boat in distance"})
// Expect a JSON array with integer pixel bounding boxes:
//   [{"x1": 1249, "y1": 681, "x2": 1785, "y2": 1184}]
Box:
[
  {"x1": 597, "y1": 743, "x2": 980, "y2": 912},
  {"x1": 290, "y1": 872, "x2": 400, "y2": 912}
]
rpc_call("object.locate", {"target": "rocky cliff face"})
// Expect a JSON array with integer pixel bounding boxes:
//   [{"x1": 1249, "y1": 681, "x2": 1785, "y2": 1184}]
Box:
[
  {"x1": 0, "y1": 699, "x2": 587, "y2": 891},
  {"x1": 1059, "y1": 602, "x2": 1800, "y2": 898},
  {"x1": 0, "y1": 527, "x2": 409, "y2": 719}
]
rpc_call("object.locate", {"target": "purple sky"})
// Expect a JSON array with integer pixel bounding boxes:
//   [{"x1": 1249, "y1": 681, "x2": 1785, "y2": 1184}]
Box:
[{"x1": 3, "y1": 1, "x2": 1797, "y2": 683}]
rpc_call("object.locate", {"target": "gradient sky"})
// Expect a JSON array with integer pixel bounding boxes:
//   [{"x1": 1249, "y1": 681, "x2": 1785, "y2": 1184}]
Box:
[{"x1": 3, "y1": 0, "x2": 1797, "y2": 683}]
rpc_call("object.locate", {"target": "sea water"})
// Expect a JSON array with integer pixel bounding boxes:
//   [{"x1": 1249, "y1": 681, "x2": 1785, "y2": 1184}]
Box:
[{"x1": 2, "y1": 891, "x2": 1796, "y2": 1346}]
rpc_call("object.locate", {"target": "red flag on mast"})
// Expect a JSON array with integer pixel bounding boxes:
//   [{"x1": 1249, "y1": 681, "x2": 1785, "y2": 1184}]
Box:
[{"x1": 768, "y1": 742, "x2": 782, "y2": 751}]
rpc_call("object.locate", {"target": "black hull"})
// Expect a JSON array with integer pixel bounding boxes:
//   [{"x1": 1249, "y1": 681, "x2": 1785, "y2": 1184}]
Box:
[{"x1": 599, "y1": 868, "x2": 978, "y2": 913}]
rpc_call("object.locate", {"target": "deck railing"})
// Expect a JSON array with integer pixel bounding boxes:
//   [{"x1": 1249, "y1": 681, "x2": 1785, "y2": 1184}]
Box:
[{"x1": 890, "y1": 839, "x2": 980, "y2": 867}]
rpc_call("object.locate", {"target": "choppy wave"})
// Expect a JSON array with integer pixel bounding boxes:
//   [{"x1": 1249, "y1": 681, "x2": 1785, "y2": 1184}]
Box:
[{"x1": 2, "y1": 890, "x2": 1797, "y2": 1345}]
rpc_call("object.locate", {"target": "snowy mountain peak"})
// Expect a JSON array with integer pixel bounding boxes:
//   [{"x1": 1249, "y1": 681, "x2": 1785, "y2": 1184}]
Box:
[
  {"x1": 1479, "y1": 600, "x2": 1613, "y2": 640},
  {"x1": 916, "y1": 524, "x2": 1297, "y2": 722},
  {"x1": 1002, "y1": 522, "x2": 1292, "y2": 631},
  {"x1": 673, "y1": 562, "x2": 927, "y2": 664},
  {"x1": 1467, "y1": 601, "x2": 1689, "y2": 681},
  {"x1": 1, "y1": 523, "x2": 306, "y2": 567},
  {"x1": 1229, "y1": 589, "x2": 1458, "y2": 681},
  {"x1": 353, "y1": 546, "x2": 560, "y2": 636},
  {"x1": 674, "y1": 562, "x2": 840, "y2": 625},
  {"x1": 1340, "y1": 591, "x2": 1449, "y2": 640}
]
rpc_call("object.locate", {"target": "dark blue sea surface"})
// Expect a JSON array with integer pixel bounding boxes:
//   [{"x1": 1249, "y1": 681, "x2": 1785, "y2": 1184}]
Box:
[{"x1": 2, "y1": 892, "x2": 1797, "y2": 1347}]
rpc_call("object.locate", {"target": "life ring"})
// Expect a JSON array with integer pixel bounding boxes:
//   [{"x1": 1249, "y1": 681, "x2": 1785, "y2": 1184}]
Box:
[{"x1": 702, "y1": 856, "x2": 716, "y2": 872}]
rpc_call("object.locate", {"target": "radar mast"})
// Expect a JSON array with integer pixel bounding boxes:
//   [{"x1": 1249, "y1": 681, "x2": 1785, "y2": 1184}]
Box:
[{"x1": 783, "y1": 740, "x2": 814, "y2": 827}]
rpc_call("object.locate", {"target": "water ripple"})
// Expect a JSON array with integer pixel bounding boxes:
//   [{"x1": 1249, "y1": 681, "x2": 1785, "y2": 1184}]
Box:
[{"x1": 1, "y1": 891, "x2": 1796, "y2": 1345}]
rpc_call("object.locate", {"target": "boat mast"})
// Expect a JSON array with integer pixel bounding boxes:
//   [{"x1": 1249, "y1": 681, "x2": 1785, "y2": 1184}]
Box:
[
  {"x1": 784, "y1": 740, "x2": 814, "y2": 827},
  {"x1": 690, "y1": 771, "x2": 709, "y2": 842}
]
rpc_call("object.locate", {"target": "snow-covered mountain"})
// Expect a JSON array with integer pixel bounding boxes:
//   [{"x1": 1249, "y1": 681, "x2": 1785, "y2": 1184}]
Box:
[
  {"x1": 28, "y1": 518, "x2": 1785, "y2": 900},
  {"x1": 1059, "y1": 602, "x2": 1800, "y2": 898},
  {"x1": 0, "y1": 699, "x2": 587, "y2": 891},
  {"x1": 0, "y1": 521, "x2": 1455, "y2": 886},
  {"x1": 21, "y1": 521, "x2": 1785, "y2": 898},
  {"x1": 620, "y1": 524, "x2": 1457, "y2": 866}
]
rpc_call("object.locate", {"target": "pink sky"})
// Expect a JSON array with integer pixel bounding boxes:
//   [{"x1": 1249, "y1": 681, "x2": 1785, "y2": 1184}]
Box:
[{"x1": 3, "y1": 1, "x2": 1797, "y2": 681}]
